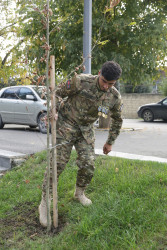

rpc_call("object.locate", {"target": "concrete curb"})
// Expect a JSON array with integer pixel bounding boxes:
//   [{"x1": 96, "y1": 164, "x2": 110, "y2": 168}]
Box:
[
  {"x1": 95, "y1": 127, "x2": 143, "y2": 132},
  {"x1": 0, "y1": 149, "x2": 28, "y2": 173},
  {"x1": 95, "y1": 149, "x2": 167, "y2": 164}
]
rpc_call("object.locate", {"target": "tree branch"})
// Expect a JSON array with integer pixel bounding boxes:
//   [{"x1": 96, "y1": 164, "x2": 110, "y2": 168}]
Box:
[
  {"x1": 0, "y1": 22, "x2": 17, "y2": 37},
  {"x1": 1, "y1": 39, "x2": 24, "y2": 68}
]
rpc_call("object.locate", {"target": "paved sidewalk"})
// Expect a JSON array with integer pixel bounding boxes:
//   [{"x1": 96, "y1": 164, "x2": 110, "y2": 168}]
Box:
[{"x1": 95, "y1": 119, "x2": 167, "y2": 162}]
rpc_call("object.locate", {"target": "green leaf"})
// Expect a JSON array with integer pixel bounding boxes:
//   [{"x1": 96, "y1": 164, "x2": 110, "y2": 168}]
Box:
[
  {"x1": 98, "y1": 40, "x2": 110, "y2": 46},
  {"x1": 128, "y1": 22, "x2": 137, "y2": 26}
]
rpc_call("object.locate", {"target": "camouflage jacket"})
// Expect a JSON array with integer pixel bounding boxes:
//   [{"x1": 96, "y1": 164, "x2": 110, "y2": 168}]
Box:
[{"x1": 56, "y1": 74, "x2": 123, "y2": 145}]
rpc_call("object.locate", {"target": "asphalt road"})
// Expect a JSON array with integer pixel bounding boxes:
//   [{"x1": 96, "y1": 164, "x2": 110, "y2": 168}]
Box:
[
  {"x1": 0, "y1": 119, "x2": 167, "y2": 160},
  {"x1": 95, "y1": 119, "x2": 167, "y2": 159},
  {"x1": 0, "y1": 125, "x2": 47, "y2": 154}
]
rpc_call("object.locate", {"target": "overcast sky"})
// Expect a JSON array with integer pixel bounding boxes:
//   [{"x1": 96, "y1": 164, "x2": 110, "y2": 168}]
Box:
[{"x1": 0, "y1": 2, "x2": 16, "y2": 59}]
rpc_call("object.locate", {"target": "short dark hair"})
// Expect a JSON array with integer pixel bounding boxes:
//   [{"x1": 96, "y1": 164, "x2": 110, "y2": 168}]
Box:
[{"x1": 101, "y1": 61, "x2": 122, "y2": 81}]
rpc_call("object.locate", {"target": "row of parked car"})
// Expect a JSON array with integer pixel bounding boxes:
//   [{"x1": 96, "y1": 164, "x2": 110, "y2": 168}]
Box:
[{"x1": 0, "y1": 85, "x2": 167, "y2": 134}]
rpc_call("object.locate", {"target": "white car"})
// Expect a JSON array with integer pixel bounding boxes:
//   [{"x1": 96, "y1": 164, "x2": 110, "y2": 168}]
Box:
[{"x1": 0, "y1": 85, "x2": 48, "y2": 133}]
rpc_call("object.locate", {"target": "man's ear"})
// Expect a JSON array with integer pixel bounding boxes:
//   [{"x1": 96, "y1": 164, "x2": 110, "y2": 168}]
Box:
[{"x1": 98, "y1": 71, "x2": 101, "y2": 76}]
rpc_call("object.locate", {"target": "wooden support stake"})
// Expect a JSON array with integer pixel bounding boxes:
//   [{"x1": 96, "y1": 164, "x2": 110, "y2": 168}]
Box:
[{"x1": 50, "y1": 55, "x2": 58, "y2": 228}]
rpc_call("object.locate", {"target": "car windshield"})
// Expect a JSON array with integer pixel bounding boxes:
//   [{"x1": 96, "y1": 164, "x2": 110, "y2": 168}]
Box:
[
  {"x1": 163, "y1": 99, "x2": 167, "y2": 105},
  {"x1": 32, "y1": 86, "x2": 47, "y2": 100}
]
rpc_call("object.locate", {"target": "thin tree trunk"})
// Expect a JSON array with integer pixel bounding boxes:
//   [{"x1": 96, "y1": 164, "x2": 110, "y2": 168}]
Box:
[{"x1": 46, "y1": 0, "x2": 51, "y2": 232}]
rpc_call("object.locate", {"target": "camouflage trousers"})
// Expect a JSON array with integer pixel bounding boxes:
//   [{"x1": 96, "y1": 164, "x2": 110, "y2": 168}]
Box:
[{"x1": 42, "y1": 116, "x2": 95, "y2": 197}]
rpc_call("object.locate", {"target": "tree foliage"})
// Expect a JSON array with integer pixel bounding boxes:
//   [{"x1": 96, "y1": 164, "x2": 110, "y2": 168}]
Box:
[
  {"x1": 0, "y1": 0, "x2": 28, "y2": 84},
  {"x1": 1, "y1": 0, "x2": 167, "y2": 86},
  {"x1": 91, "y1": 0, "x2": 167, "y2": 85}
]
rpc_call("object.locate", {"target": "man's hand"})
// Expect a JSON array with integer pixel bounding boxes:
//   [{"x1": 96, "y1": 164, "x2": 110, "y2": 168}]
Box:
[{"x1": 103, "y1": 143, "x2": 112, "y2": 155}]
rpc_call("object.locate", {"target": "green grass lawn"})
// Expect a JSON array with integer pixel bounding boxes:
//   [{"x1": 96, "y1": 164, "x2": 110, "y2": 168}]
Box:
[{"x1": 0, "y1": 150, "x2": 167, "y2": 250}]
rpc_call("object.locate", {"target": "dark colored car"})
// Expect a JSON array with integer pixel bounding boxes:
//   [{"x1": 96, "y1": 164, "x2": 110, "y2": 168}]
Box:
[{"x1": 137, "y1": 97, "x2": 167, "y2": 122}]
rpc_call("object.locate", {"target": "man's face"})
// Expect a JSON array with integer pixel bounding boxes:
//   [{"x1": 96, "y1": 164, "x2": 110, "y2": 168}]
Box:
[{"x1": 98, "y1": 75, "x2": 116, "y2": 92}]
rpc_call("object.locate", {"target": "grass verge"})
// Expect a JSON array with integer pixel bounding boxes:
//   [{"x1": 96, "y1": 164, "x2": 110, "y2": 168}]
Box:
[{"x1": 0, "y1": 150, "x2": 167, "y2": 249}]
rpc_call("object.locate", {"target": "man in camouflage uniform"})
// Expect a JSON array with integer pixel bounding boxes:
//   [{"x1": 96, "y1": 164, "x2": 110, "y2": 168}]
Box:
[{"x1": 39, "y1": 61, "x2": 123, "y2": 227}]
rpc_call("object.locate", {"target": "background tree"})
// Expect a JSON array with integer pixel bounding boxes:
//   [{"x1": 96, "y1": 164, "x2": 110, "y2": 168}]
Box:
[
  {"x1": 1, "y1": 0, "x2": 167, "y2": 89},
  {"x1": 0, "y1": 0, "x2": 29, "y2": 85}
]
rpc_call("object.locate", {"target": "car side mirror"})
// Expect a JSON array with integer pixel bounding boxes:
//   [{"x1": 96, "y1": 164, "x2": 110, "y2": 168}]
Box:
[{"x1": 26, "y1": 94, "x2": 36, "y2": 101}]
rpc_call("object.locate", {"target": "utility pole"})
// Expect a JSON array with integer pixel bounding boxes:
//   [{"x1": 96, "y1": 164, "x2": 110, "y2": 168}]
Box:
[{"x1": 83, "y1": 0, "x2": 92, "y2": 74}]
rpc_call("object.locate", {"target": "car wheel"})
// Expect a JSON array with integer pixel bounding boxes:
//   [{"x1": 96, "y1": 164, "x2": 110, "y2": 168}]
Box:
[
  {"x1": 38, "y1": 113, "x2": 47, "y2": 134},
  {"x1": 0, "y1": 115, "x2": 4, "y2": 129},
  {"x1": 142, "y1": 109, "x2": 154, "y2": 122}
]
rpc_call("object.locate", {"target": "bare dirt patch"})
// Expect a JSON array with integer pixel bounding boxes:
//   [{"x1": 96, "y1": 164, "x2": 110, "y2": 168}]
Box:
[{"x1": 0, "y1": 202, "x2": 66, "y2": 248}]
